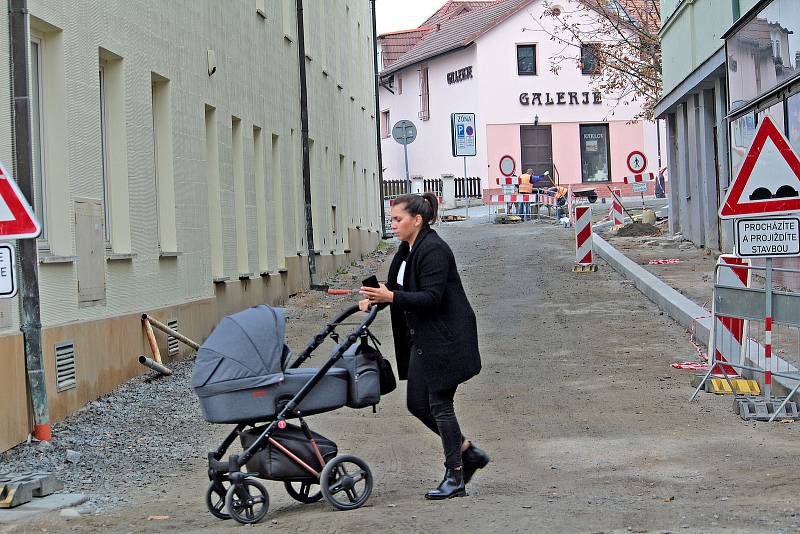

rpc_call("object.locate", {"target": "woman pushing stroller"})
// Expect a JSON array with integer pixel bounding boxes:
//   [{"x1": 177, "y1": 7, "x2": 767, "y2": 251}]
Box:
[{"x1": 359, "y1": 192, "x2": 490, "y2": 499}]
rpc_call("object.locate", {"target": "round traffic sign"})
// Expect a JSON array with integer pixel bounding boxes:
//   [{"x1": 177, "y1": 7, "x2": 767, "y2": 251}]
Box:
[
  {"x1": 627, "y1": 151, "x2": 647, "y2": 174},
  {"x1": 499, "y1": 155, "x2": 516, "y2": 177},
  {"x1": 392, "y1": 120, "x2": 417, "y2": 145},
  {"x1": 465, "y1": 125, "x2": 474, "y2": 136}
]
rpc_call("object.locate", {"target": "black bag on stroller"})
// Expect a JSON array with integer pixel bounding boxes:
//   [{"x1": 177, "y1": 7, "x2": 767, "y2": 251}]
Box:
[{"x1": 240, "y1": 423, "x2": 337, "y2": 480}]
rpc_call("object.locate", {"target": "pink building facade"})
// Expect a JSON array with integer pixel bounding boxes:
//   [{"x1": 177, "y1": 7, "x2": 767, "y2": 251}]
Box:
[{"x1": 378, "y1": 0, "x2": 664, "y2": 191}]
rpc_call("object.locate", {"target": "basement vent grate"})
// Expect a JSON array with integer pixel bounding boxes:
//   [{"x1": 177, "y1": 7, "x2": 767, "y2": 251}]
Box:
[
  {"x1": 55, "y1": 341, "x2": 77, "y2": 392},
  {"x1": 167, "y1": 319, "x2": 179, "y2": 356}
]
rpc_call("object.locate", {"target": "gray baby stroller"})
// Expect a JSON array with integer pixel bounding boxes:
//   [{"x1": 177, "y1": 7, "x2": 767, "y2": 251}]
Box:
[{"x1": 192, "y1": 303, "x2": 387, "y2": 524}]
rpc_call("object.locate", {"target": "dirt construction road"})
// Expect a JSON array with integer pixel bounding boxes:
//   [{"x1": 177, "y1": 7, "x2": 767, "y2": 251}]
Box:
[{"x1": 10, "y1": 222, "x2": 800, "y2": 533}]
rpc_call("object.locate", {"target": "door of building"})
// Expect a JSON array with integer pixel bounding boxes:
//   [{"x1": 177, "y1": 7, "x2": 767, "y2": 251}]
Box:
[{"x1": 520, "y1": 125, "x2": 553, "y2": 186}]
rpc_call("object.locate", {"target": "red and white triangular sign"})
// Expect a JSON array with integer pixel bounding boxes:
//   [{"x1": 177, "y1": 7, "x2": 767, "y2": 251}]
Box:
[
  {"x1": 0, "y1": 162, "x2": 42, "y2": 239},
  {"x1": 719, "y1": 116, "x2": 800, "y2": 219}
]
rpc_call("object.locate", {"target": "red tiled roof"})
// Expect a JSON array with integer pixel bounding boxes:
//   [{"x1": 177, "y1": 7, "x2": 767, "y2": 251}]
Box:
[
  {"x1": 378, "y1": 27, "x2": 433, "y2": 70},
  {"x1": 380, "y1": 0, "x2": 533, "y2": 76},
  {"x1": 378, "y1": 0, "x2": 504, "y2": 70},
  {"x1": 422, "y1": 0, "x2": 502, "y2": 27}
]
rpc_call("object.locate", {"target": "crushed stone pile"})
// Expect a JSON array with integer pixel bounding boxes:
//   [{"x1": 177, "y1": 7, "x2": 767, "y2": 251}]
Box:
[{"x1": 0, "y1": 359, "x2": 210, "y2": 513}]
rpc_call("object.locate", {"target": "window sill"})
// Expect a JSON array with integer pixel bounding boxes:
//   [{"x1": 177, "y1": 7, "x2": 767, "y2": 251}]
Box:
[
  {"x1": 278, "y1": 268, "x2": 288, "y2": 274},
  {"x1": 106, "y1": 252, "x2": 136, "y2": 262},
  {"x1": 238, "y1": 272, "x2": 254, "y2": 280},
  {"x1": 344, "y1": 249, "x2": 352, "y2": 254},
  {"x1": 39, "y1": 254, "x2": 78, "y2": 264},
  {"x1": 212, "y1": 276, "x2": 229, "y2": 284},
  {"x1": 159, "y1": 250, "x2": 182, "y2": 258},
  {"x1": 517, "y1": 72, "x2": 538, "y2": 76}
]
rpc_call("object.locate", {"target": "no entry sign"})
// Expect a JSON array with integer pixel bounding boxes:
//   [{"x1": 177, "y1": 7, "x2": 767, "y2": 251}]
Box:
[{"x1": 735, "y1": 216, "x2": 800, "y2": 258}]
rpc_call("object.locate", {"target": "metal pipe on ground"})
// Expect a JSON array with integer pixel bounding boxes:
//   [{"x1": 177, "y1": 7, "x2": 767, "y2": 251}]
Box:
[
  {"x1": 141, "y1": 314, "x2": 200, "y2": 351},
  {"x1": 138, "y1": 356, "x2": 173, "y2": 376},
  {"x1": 142, "y1": 317, "x2": 163, "y2": 364}
]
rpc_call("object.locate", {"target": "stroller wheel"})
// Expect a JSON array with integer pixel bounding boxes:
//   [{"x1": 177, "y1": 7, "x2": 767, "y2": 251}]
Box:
[
  {"x1": 205, "y1": 481, "x2": 232, "y2": 520},
  {"x1": 224, "y1": 479, "x2": 270, "y2": 524},
  {"x1": 284, "y1": 480, "x2": 323, "y2": 503},
  {"x1": 320, "y1": 454, "x2": 373, "y2": 511}
]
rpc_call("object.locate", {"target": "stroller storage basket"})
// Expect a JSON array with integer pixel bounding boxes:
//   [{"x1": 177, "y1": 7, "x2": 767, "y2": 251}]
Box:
[
  {"x1": 334, "y1": 343, "x2": 381, "y2": 408},
  {"x1": 240, "y1": 423, "x2": 337, "y2": 480},
  {"x1": 197, "y1": 367, "x2": 349, "y2": 423}
]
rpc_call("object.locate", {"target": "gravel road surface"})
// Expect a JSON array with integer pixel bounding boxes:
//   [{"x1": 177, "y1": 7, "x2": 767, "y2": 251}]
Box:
[{"x1": 4, "y1": 221, "x2": 800, "y2": 533}]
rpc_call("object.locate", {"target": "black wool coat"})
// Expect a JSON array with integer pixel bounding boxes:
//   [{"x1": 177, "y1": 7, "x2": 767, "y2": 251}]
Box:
[{"x1": 385, "y1": 226, "x2": 481, "y2": 391}]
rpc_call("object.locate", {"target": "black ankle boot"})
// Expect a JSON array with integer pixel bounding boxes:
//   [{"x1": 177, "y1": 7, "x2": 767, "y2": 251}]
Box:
[
  {"x1": 425, "y1": 467, "x2": 466, "y2": 500},
  {"x1": 462, "y1": 444, "x2": 490, "y2": 484}
]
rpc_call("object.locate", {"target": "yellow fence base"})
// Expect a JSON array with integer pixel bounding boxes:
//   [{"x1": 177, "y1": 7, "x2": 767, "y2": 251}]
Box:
[{"x1": 708, "y1": 378, "x2": 761, "y2": 396}]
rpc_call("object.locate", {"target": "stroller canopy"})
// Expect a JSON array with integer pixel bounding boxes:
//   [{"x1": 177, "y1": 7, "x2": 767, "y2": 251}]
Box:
[{"x1": 192, "y1": 305, "x2": 290, "y2": 396}]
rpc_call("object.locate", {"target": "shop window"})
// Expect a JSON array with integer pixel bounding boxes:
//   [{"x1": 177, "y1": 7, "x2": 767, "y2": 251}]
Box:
[
  {"x1": 581, "y1": 43, "x2": 600, "y2": 75},
  {"x1": 517, "y1": 44, "x2": 537, "y2": 75},
  {"x1": 579, "y1": 124, "x2": 610, "y2": 182},
  {"x1": 729, "y1": 111, "x2": 757, "y2": 179},
  {"x1": 788, "y1": 92, "x2": 800, "y2": 155},
  {"x1": 726, "y1": 0, "x2": 800, "y2": 112}
]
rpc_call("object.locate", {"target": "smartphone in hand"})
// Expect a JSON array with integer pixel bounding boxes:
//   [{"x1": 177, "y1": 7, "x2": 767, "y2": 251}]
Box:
[{"x1": 362, "y1": 275, "x2": 380, "y2": 288}]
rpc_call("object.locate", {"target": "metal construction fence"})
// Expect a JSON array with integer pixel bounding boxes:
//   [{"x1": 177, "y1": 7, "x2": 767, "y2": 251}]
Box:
[{"x1": 692, "y1": 261, "x2": 800, "y2": 421}]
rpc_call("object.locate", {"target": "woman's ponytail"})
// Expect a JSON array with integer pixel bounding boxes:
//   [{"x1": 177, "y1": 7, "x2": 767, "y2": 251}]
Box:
[{"x1": 393, "y1": 192, "x2": 439, "y2": 225}]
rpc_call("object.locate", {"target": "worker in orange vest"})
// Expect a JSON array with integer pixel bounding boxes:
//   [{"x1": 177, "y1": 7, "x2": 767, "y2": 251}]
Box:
[{"x1": 518, "y1": 168, "x2": 533, "y2": 220}]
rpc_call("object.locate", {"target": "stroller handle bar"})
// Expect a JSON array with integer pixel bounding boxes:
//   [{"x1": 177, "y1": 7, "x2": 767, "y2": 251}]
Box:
[{"x1": 289, "y1": 303, "x2": 379, "y2": 369}]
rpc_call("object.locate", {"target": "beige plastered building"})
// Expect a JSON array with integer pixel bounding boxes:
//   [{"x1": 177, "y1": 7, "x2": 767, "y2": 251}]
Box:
[{"x1": 0, "y1": 0, "x2": 383, "y2": 451}]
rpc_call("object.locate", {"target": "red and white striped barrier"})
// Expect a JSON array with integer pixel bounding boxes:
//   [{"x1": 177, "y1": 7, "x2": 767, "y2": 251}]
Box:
[
  {"x1": 496, "y1": 177, "x2": 522, "y2": 185},
  {"x1": 574, "y1": 206, "x2": 593, "y2": 265},
  {"x1": 538, "y1": 195, "x2": 557, "y2": 207},
  {"x1": 487, "y1": 194, "x2": 536, "y2": 204},
  {"x1": 610, "y1": 188, "x2": 624, "y2": 226},
  {"x1": 710, "y1": 255, "x2": 750, "y2": 377},
  {"x1": 623, "y1": 172, "x2": 656, "y2": 184}
]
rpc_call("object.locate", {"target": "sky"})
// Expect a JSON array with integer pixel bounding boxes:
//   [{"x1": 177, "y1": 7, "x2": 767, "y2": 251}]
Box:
[{"x1": 375, "y1": 0, "x2": 440, "y2": 35}]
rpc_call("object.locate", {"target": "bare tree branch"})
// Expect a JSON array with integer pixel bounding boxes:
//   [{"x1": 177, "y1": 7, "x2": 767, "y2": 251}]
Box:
[{"x1": 523, "y1": 0, "x2": 662, "y2": 120}]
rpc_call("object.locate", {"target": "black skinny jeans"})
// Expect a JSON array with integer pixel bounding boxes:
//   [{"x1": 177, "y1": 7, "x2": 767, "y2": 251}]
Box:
[{"x1": 406, "y1": 351, "x2": 464, "y2": 469}]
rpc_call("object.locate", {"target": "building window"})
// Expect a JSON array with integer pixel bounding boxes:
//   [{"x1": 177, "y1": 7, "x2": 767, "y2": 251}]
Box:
[
  {"x1": 150, "y1": 73, "x2": 177, "y2": 253},
  {"x1": 517, "y1": 44, "x2": 537, "y2": 75},
  {"x1": 581, "y1": 43, "x2": 600, "y2": 75},
  {"x1": 418, "y1": 65, "x2": 430, "y2": 121},
  {"x1": 99, "y1": 63, "x2": 111, "y2": 244},
  {"x1": 30, "y1": 37, "x2": 46, "y2": 239},
  {"x1": 579, "y1": 124, "x2": 611, "y2": 182},
  {"x1": 380, "y1": 110, "x2": 390, "y2": 138}
]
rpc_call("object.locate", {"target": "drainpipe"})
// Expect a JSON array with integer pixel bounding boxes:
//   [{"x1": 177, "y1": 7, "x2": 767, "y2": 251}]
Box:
[
  {"x1": 9, "y1": 0, "x2": 50, "y2": 441},
  {"x1": 295, "y1": 0, "x2": 321, "y2": 288},
  {"x1": 370, "y1": 0, "x2": 387, "y2": 238}
]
